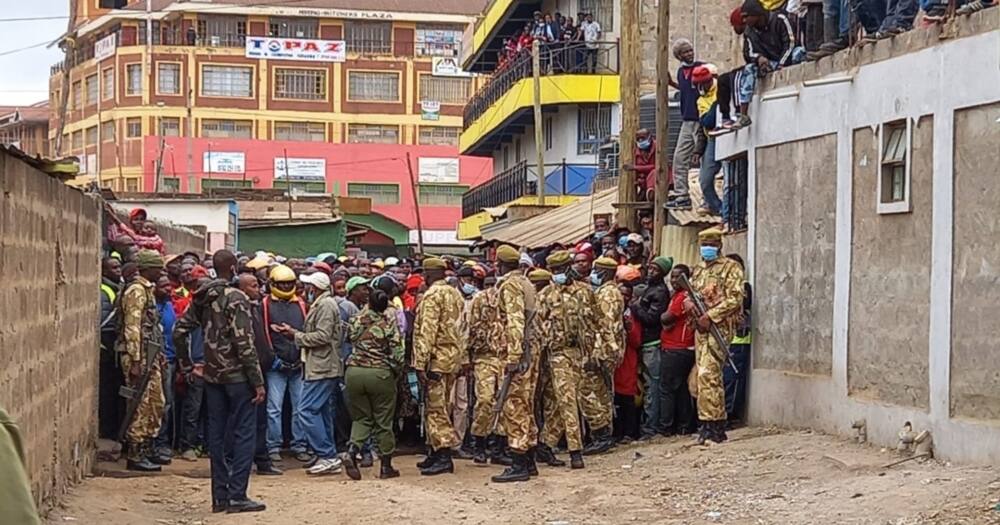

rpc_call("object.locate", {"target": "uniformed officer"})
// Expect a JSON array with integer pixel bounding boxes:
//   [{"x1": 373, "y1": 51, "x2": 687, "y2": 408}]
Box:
[
  {"x1": 467, "y1": 254, "x2": 509, "y2": 465},
  {"x1": 581, "y1": 256, "x2": 624, "y2": 455}
]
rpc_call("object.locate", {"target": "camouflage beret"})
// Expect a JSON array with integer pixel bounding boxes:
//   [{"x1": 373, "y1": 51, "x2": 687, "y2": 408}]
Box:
[
  {"x1": 545, "y1": 250, "x2": 572, "y2": 267},
  {"x1": 496, "y1": 244, "x2": 520, "y2": 263},
  {"x1": 594, "y1": 256, "x2": 619, "y2": 271},
  {"x1": 422, "y1": 257, "x2": 447, "y2": 270},
  {"x1": 698, "y1": 227, "x2": 724, "y2": 242},
  {"x1": 135, "y1": 249, "x2": 164, "y2": 270},
  {"x1": 528, "y1": 269, "x2": 553, "y2": 283}
]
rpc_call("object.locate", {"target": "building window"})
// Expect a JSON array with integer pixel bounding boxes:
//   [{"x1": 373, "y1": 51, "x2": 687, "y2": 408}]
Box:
[
  {"x1": 345, "y1": 21, "x2": 392, "y2": 55},
  {"x1": 202, "y1": 65, "x2": 252, "y2": 98},
  {"x1": 85, "y1": 74, "x2": 99, "y2": 106},
  {"x1": 418, "y1": 126, "x2": 460, "y2": 146},
  {"x1": 125, "y1": 178, "x2": 139, "y2": 192},
  {"x1": 275, "y1": 180, "x2": 327, "y2": 194},
  {"x1": 101, "y1": 120, "x2": 115, "y2": 142},
  {"x1": 202, "y1": 178, "x2": 253, "y2": 190},
  {"x1": 72, "y1": 81, "x2": 82, "y2": 109},
  {"x1": 577, "y1": 104, "x2": 612, "y2": 155},
  {"x1": 274, "y1": 68, "x2": 325, "y2": 101},
  {"x1": 197, "y1": 16, "x2": 247, "y2": 47},
  {"x1": 71, "y1": 130, "x2": 83, "y2": 150},
  {"x1": 579, "y1": 0, "x2": 614, "y2": 32},
  {"x1": 125, "y1": 117, "x2": 142, "y2": 138},
  {"x1": 347, "y1": 71, "x2": 399, "y2": 102},
  {"x1": 157, "y1": 63, "x2": 181, "y2": 95},
  {"x1": 347, "y1": 124, "x2": 399, "y2": 144},
  {"x1": 85, "y1": 126, "x2": 98, "y2": 146},
  {"x1": 418, "y1": 183, "x2": 468, "y2": 206},
  {"x1": 544, "y1": 117, "x2": 553, "y2": 151},
  {"x1": 415, "y1": 24, "x2": 463, "y2": 57},
  {"x1": 159, "y1": 117, "x2": 181, "y2": 136},
  {"x1": 269, "y1": 17, "x2": 318, "y2": 38},
  {"x1": 274, "y1": 121, "x2": 325, "y2": 142},
  {"x1": 347, "y1": 182, "x2": 400, "y2": 204},
  {"x1": 201, "y1": 119, "x2": 253, "y2": 139},
  {"x1": 162, "y1": 177, "x2": 181, "y2": 192},
  {"x1": 418, "y1": 75, "x2": 470, "y2": 105},
  {"x1": 102, "y1": 68, "x2": 114, "y2": 100},
  {"x1": 126, "y1": 64, "x2": 142, "y2": 96},
  {"x1": 877, "y1": 119, "x2": 912, "y2": 214},
  {"x1": 514, "y1": 138, "x2": 522, "y2": 162}
]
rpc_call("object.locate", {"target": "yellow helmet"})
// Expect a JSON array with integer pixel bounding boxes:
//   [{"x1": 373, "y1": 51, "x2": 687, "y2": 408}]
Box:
[{"x1": 269, "y1": 264, "x2": 296, "y2": 283}]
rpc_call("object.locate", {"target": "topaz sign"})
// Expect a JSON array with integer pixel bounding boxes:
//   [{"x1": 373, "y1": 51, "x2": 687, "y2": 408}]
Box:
[{"x1": 245, "y1": 37, "x2": 346, "y2": 62}]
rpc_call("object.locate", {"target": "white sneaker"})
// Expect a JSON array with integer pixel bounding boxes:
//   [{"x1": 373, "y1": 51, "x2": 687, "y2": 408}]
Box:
[{"x1": 306, "y1": 457, "x2": 343, "y2": 475}]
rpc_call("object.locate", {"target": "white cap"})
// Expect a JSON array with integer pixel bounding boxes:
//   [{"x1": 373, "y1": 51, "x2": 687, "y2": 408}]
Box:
[
  {"x1": 384, "y1": 256, "x2": 400, "y2": 266},
  {"x1": 299, "y1": 271, "x2": 330, "y2": 291}
]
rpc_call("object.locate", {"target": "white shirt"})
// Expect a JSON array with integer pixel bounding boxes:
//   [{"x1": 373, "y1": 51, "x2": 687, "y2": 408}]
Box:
[{"x1": 582, "y1": 21, "x2": 601, "y2": 48}]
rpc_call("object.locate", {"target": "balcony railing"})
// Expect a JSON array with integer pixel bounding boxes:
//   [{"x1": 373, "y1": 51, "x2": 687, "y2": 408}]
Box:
[
  {"x1": 462, "y1": 160, "x2": 533, "y2": 217},
  {"x1": 463, "y1": 41, "x2": 619, "y2": 130}
]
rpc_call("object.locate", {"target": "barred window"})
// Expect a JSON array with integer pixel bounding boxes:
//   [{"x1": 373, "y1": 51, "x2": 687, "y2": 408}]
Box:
[
  {"x1": 102, "y1": 68, "x2": 114, "y2": 100},
  {"x1": 198, "y1": 16, "x2": 247, "y2": 47},
  {"x1": 347, "y1": 71, "x2": 399, "y2": 102},
  {"x1": 201, "y1": 178, "x2": 253, "y2": 190},
  {"x1": 201, "y1": 119, "x2": 253, "y2": 139},
  {"x1": 85, "y1": 126, "x2": 98, "y2": 145},
  {"x1": 160, "y1": 117, "x2": 181, "y2": 137},
  {"x1": 419, "y1": 75, "x2": 470, "y2": 105},
  {"x1": 125, "y1": 178, "x2": 139, "y2": 192},
  {"x1": 126, "y1": 117, "x2": 141, "y2": 138},
  {"x1": 418, "y1": 126, "x2": 460, "y2": 146},
  {"x1": 126, "y1": 64, "x2": 142, "y2": 96},
  {"x1": 157, "y1": 63, "x2": 181, "y2": 95},
  {"x1": 85, "y1": 74, "x2": 99, "y2": 106},
  {"x1": 101, "y1": 120, "x2": 115, "y2": 142},
  {"x1": 274, "y1": 68, "x2": 326, "y2": 100},
  {"x1": 415, "y1": 24, "x2": 463, "y2": 57},
  {"x1": 579, "y1": 0, "x2": 614, "y2": 31},
  {"x1": 72, "y1": 81, "x2": 81, "y2": 109},
  {"x1": 418, "y1": 184, "x2": 468, "y2": 206},
  {"x1": 347, "y1": 182, "x2": 400, "y2": 204},
  {"x1": 276, "y1": 180, "x2": 327, "y2": 194},
  {"x1": 577, "y1": 104, "x2": 612, "y2": 155},
  {"x1": 202, "y1": 65, "x2": 252, "y2": 97},
  {"x1": 71, "y1": 130, "x2": 82, "y2": 150},
  {"x1": 345, "y1": 21, "x2": 391, "y2": 55},
  {"x1": 274, "y1": 121, "x2": 325, "y2": 142},
  {"x1": 269, "y1": 17, "x2": 318, "y2": 38},
  {"x1": 162, "y1": 177, "x2": 181, "y2": 192},
  {"x1": 347, "y1": 124, "x2": 398, "y2": 144}
]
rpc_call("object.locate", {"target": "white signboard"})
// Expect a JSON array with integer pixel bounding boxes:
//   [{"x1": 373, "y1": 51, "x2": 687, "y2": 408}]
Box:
[
  {"x1": 203, "y1": 152, "x2": 246, "y2": 174},
  {"x1": 245, "y1": 37, "x2": 346, "y2": 62},
  {"x1": 274, "y1": 157, "x2": 326, "y2": 180},
  {"x1": 431, "y1": 57, "x2": 471, "y2": 77},
  {"x1": 418, "y1": 157, "x2": 460, "y2": 184},
  {"x1": 95, "y1": 33, "x2": 117, "y2": 62},
  {"x1": 420, "y1": 100, "x2": 440, "y2": 121}
]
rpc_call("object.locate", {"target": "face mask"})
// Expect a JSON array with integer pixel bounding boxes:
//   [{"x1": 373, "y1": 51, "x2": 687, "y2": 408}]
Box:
[
  {"x1": 636, "y1": 139, "x2": 651, "y2": 150},
  {"x1": 700, "y1": 245, "x2": 720, "y2": 262},
  {"x1": 461, "y1": 283, "x2": 477, "y2": 296},
  {"x1": 553, "y1": 273, "x2": 568, "y2": 285},
  {"x1": 590, "y1": 272, "x2": 602, "y2": 286}
]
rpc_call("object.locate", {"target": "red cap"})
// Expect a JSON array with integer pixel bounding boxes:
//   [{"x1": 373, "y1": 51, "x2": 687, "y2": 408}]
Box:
[
  {"x1": 312, "y1": 262, "x2": 332, "y2": 275},
  {"x1": 692, "y1": 65, "x2": 713, "y2": 85},
  {"x1": 730, "y1": 6, "x2": 745, "y2": 30},
  {"x1": 190, "y1": 265, "x2": 209, "y2": 280}
]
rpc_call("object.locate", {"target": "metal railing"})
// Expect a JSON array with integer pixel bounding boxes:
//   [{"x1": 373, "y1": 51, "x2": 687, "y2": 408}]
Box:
[
  {"x1": 724, "y1": 155, "x2": 748, "y2": 231},
  {"x1": 463, "y1": 41, "x2": 619, "y2": 129},
  {"x1": 462, "y1": 160, "x2": 532, "y2": 217}
]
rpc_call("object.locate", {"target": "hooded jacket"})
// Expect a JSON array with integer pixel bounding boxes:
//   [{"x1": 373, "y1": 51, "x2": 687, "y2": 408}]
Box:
[{"x1": 173, "y1": 279, "x2": 264, "y2": 387}]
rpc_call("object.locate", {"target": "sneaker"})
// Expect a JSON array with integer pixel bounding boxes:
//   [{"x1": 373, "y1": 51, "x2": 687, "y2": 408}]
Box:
[
  {"x1": 180, "y1": 449, "x2": 199, "y2": 462},
  {"x1": 306, "y1": 457, "x2": 343, "y2": 475},
  {"x1": 665, "y1": 196, "x2": 692, "y2": 209},
  {"x1": 268, "y1": 452, "x2": 282, "y2": 463}
]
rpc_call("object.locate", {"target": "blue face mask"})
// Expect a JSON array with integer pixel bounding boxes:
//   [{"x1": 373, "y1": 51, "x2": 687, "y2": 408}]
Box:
[
  {"x1": 553, "y1": 273, "x2": 568, "y2": 285},
  {"x1": 590, "y1": 272, "x2": 602, "y2": 286},
  {"x1": 636, "y1": 138, "x2": 651, "y2": 150},
  {"x1": 461, "y1": 283, "x2": 477, "y2": 296},
  {"x1": 700, "y1": 245, "x2": 720, "y2": 262}
]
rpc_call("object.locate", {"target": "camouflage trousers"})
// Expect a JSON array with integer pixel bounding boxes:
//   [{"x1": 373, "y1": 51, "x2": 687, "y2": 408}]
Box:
[
  {"x1": 579, "y1": 368, "x2": 613, "y2": 430},
  {"x1": 540, "y1": 348, "x2": 584, "y2": 451},
  {"x1": 120, "y1": 353, "x2": 165, "y2": 460},
  {"x1": 501, "y1": 352, "x2": 542, "y2": 453},
  {"x1": 695, "y1": 331, "x2": 728, "y2": 422},
  {"x1": 449, "y1": 374, "x2": 470, "y2": 443},
  {"x1": 470, "y1": 357, "x2": 504, "y2": 437},
  {"x1": 425, "y1": 373, "x2": 460, "y2": 451}
]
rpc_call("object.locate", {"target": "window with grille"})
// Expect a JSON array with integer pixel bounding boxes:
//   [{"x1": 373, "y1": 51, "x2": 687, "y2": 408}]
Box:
[
  {"x1": 102, "y1": 120, "x2": 115, "y2": 142},
  {"x1": 102, "y1": 68, "x2": 114, "y2": 100},
  {"x1": 345, "y1": 21, "x2": 392, "y2": 55},
  {"x1": 269, "y1": 18, "x2": 318, "y2": 38},
  {"x1": 160, "y1": 117, "x2": 181, "y2": 137},
  {"x1": 418, "y1": 126, "x2": 460, "y2": 146},
  {"x1": 125, "y1": 178, "x2": 140, "y2": 192},
  {"x1": 276, "y1": 180, "x2": 327, "y2": 194},
  {"x1": 85, "y1": 126, "x2": 98, "y2": 145},
  {"x1": 418, "y1": 183, "x2": 468, "y2": 206},
  {"x1": 158, "y1": 63, "x2": 181, "y2": 95},
  {"x1": 419, "y1": 75, "x2": 470, "y2": 105},
  {"x1": 202, "y1": 178, "x2": 253, "y2": 190},
  {"x1": 72, "y1": 131, "x2": 82, "y2": 150},
  {"x1": 579, "y1": 0, "x2": 613, "y2": 32},
  {"x1": 274, "y1": 121, "x2": 325, "y2": 142},
  {"x1": 415, "y1": 24, "x2": 463, "y2": 57},
  {"x1": 347, "y1": 124, "x2": 399, "y2": 144},
  {"x1": 126, "y1": 117, "x2": 141, "y2": 138},
  {"x1": 347, "y1": 71, "x2": 399, "y2": 102},
  {"x1": 577, "y1": 104, "x2": 612, "y2": 155},
  {"x1": 126, "y1": 64, "x2": 142, "y2": 96},
  {"x1": 72, "y1": 81, "x2": 81, "y2": 109},
  {"x1": 85, "y1": 74, "x2": 99, "y2": 106},
  {"x1": 274, "y1": 68, "x2": 326, "y2": 100},
  {"x1": 201, "y1": 119, "x2": 253, "y2": 139},
  {"x1": 162, "y1": 177, "x2": 181, "y2": 192},
  {"x1": 878, "y1": 120, "x2": 912, "y2": 214},
  {"x1": 202, "y1": 65, "x2": 252, "y2": 97},
  {"x1": 347, "y1": 182, "x2": 400, "y2": 204},
  {"x1": 198, "y1": 16, "x2": 247, "y2": 47}
]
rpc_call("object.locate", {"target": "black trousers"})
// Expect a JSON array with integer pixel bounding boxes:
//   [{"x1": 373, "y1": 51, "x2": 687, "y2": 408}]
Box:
[
  {"x1": 254, "y1": 389, "x2": 270, "y2": 468},
  {"x1": 658, "y1": 349, "x2": 696, "y2": 434},
  {"x1": 206, "y1": 382, "x2": 255, "y2": 504},
  {"x1": 98, "y1": 346, "x2": 124, "y2": 439},
  {"x1": 613, "y1": 394, "x2": 641, "y2": 440}
]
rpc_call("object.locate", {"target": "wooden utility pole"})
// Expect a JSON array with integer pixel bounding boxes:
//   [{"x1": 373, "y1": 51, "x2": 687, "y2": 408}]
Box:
[
  {"x1": 405, "y1": 152, "x2": 425, "y2": 254},
  {"x1": 284, "y1": 148, "x2": 293, "y2": 219},
  {"x1": 617, "y1": 0, "x2": 640, "y2": 231},
  {"x1": 653, "y1": 0, "x2": 671, "y2": 254},
  {"x1": 532, "y1": 40, "x2": 546, "y2": 205},
  {"x1": 54, "y1": 0, "x2": 78, "y2": 157}
]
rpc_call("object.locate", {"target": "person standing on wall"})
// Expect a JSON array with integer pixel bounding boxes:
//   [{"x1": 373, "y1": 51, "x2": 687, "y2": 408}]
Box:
[{"x1": 666, "y1": 38, "x2": 705, "y2": 210}]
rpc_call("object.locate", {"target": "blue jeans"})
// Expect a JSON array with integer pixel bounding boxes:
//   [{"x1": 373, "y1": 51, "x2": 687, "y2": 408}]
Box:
[
  {"x1": 823, "y1": 0, "x2": 851, "y2": 36},
  {"x1": 699, "y1": 138, "x2": 723, "y2": 214},
  {"x1": 205, "y1": 381, "x2": 255, "y2": 504},
  {"x1": 880, "y1": 0, "x2": 917, "y2": 32},
  {"x1": 154, "y1": 361, "x2": 176, "y2": 451},
  {"x1": 300, "y1": 378, "x2": 336, "y2": 459},
  {"x1": 265, "y1": 369, "x2": 306, "y2": 454},
  {"x1": 723, "y1": 344, "x2": 751, "y2": 420},
  {"x1": 640, "y1": 341, "x2": 662, "y2": 436},
  {"x1": 851, "y1": 0, "x2": 887, "y2": 33},
  {"x1": 180, "y1": 375, "x2": 205, "y2": 451},
  {"x1": 738, "y1": 47, "x2": 808, "y2": 105}
]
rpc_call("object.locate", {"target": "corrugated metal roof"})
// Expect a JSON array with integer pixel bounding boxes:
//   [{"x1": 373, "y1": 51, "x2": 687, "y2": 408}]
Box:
[
  {"x1": 668, "y1": 169, "x2": 722, "y2": 226},
  {"x1": 480, "y1": 188, "x2": 617, "y2": 249}
]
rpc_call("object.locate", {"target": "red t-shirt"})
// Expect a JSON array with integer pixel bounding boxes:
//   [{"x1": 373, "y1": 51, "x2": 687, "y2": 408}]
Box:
[
  {"x1": 614, "y1": 309, "x2": 643, "y2": 396},
  {"x1": 660, "y1": 290, "x2": 694, "y2": 350}
]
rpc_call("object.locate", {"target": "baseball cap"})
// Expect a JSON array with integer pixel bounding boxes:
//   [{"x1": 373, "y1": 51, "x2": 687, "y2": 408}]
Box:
[
  {"x1": 299, "y1": 271, "x2": 331, "y2": 291},
  {"x1": 346, "y1": 276, "x2": 370, "y2": 293}
]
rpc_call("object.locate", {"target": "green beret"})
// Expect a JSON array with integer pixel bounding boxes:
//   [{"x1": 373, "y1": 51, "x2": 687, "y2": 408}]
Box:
[
  {"x1": 528, "y1": 269, "x2": 552, "y2": 283},
  {"x1": 545, "y1": 250, "x2": 571, "y2": 267},
  {"x1": 496, "y1": 244, "x2": 520, "y2": 263},
  {"x1": 136, "y1": 249, "x2": 165, "y2": 270},
  {"x1": 422, "y1": 257, "x2": 447, "y2": 270},
  {"x1": 594, "y1": 257, "x2": 619, "y2": 271},
  {"x1": 652, "y1": 256, "x2": 674, "y2": 274}
]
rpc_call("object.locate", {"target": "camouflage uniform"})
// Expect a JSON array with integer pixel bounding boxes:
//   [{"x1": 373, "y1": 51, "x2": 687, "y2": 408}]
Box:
[
  {"x1": 412, "y1": 279, "x2": 466, "y2": 451},
  {"x1": 347, "y1": 307, "x2": 405, "y2": 370},
  {"x1": 346, "y1": 307, "x2": 404, "y2": 455},
  {"x1": 691, "y1": 258, "x2": 745, "y2": 422},
  {"x1": 538, "y1": 281, "x2": 590, "y2": 452},
  {"x1": 497, "y1": 272, "x2": 538, "y2": 453},
  {"x1": 116, "y1": 276, "x2": 165, "y2": 461},
  {"x1": 467, "y1": 287, "x2": 506, "y2": 438},
  {"x1": 579, "y1": 280, "x2": 624, "y2": 431}
]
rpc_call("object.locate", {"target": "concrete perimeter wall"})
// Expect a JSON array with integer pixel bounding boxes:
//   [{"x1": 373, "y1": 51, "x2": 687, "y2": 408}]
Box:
[{"x1": 0, "y1": 149, "x2": 101, "y2": 511}]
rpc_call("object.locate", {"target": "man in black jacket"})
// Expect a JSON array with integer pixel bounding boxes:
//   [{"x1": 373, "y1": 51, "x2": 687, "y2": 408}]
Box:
[
  {"x1": 632, "y1": 256, "x2": 672, "y2": 439},
  {"x1": 238, "y1": 274, "x2": 283, "y2": 476},
  {"x1": 99, "y1": 256, "x2": 124, "y2": 439}
]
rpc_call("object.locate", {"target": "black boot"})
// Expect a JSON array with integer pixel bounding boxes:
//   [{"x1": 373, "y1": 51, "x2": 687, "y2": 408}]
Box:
[
  {"x1": 255, "y1": 462, "x2": 283, "y2": 476},
  {"x1": 342, "y1": 444, "x2": 362, "y2": 481},
  {"x1": 226, "y1": 498, "x2": 266, "y2": 514},
  {"x1": 491, "y1": 452, "x2": 531, "y2": 483},
  {"x1": 416, "y1": 447, "x2": 435, "y2": 469},
  {"x1": 569, "y1": 450, "x2": 585, "y2": 470},
  {"x1": 582, "y1": 427, "x2": 615, "y2": 456},
  {"x1": 473, "y1": 435, "x2": 488, "y2": 465},
  {"x1": 490, "y1": 435, "x2": 513, "y2": 466},
  {"x1": 379, "y1": 454, "x2": 400, "y2": 479},
  {"x1": 420, "y1": 448, "x2": 454, "y2": 476},
  {"x1": 695, "y1": 424, "x2": 710, "y2": 446},
  {"x1": 710, "y1": 421, "x2": 728, "y2": 444},
  {"x1": 535, "y1": 443, "x2": 566, "y2": 467},
  {"x1": 149, "y1": 445, "x2": 173, "y2": 465},
  {"x1": 127, "y1": 443, "x2": 162, "y2": 472},
  {"x1": 526, "y1": 448, "x2": 539, "y2": 477}
]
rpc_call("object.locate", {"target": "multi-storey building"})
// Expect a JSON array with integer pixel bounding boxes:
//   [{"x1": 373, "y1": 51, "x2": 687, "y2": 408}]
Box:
[
  {"x1": 50, "y1": 0, "x2": 486, "y2": 191},
  {"x1": 0, "y1": 102, "x2": 50, "y2": 157}
]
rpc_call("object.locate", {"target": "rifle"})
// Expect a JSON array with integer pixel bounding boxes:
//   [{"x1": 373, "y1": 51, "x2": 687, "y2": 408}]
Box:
[
  {"x1": 678, "y1": 273, "x2": 738, "y2": 374},
  {"x1": 490, "y1": 309, "x2": 535, "y2": 434},
  {"x1": 116, "y1": 339, "x2": 163, "y2": 443}
]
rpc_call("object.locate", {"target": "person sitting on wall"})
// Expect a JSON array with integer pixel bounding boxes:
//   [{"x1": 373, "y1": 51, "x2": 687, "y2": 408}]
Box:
[{"x1": 623, "y1": 128, "x2": 657, "y2": 202}]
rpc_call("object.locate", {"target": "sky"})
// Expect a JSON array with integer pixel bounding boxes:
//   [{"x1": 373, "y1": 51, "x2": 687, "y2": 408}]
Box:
[{"x1": 0, "y1": 0, "x2": 69, "y2": 106}]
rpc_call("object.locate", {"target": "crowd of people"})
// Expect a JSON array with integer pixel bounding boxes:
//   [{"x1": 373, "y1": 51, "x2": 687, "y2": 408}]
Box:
[
  {"x1": 97, "y1": 206, "x2": 751, "y2": 513},
  {"x1": 496, "y1": 10, "x2": 604, "y2": 74}
]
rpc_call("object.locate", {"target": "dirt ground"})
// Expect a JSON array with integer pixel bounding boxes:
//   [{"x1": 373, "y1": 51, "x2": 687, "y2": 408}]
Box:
[{"x1": 47, "y1": 427, "x2": 1000, "y2": 525}]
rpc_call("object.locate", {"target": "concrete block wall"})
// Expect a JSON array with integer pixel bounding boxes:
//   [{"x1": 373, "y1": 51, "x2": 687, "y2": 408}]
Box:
[{"x1": 0, "y1": 149, "x2": 101, "y2": 511}]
